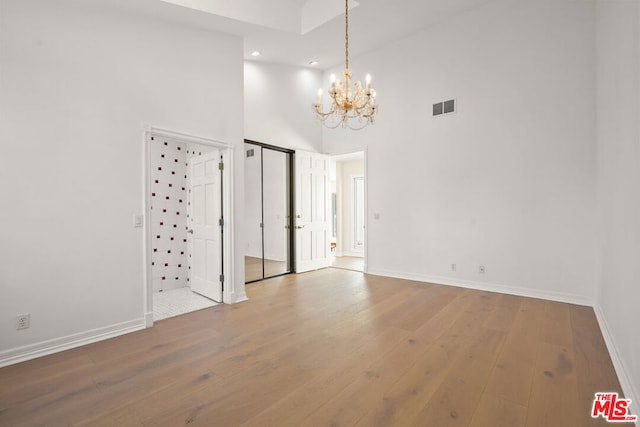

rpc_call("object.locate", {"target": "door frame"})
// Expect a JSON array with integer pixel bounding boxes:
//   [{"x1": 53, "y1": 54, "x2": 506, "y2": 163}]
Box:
[
  {"x1": 243, "y1": 139, "x2": 295, "y2": 282},
  {"x1": 351, "y1": 174, "x2": 365, "y2": 253},
  {"x1": 329, "y1": 148, "x2": 368, "y2": 272},
  {"x1": 143, "y1": 126, "x2": 233, "y2": 327}
]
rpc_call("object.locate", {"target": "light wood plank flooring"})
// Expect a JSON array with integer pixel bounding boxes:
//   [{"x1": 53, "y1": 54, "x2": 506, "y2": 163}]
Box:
[{"x1": 0, "y1": 269, "x2": 623, "y2": 426}]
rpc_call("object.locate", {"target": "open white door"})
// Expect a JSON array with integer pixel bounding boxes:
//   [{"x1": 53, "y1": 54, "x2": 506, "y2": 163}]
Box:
[
  {"x1": 189, "y1": 150, "x2": 223, "y2": 302},
  {"x1": 295, "y1": 151, "x2": 331, "y2": 272}
]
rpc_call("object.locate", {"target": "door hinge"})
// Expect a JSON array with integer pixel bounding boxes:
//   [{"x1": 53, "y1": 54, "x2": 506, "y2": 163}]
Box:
[
  {"x1": 218, "y1": 162, "x2": 224, "y2": 170},
  {"x1": 219, "y1": 218, "x2": 223, "y2": 226},
  {"x1": 219, "y1": 274, "x2": 224, "y2": 283}
]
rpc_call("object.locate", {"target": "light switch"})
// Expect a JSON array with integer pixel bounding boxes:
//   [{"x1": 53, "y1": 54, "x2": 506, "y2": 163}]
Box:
[{"x1": 134, "y1": 214, "x2": 144, "y2": 228}]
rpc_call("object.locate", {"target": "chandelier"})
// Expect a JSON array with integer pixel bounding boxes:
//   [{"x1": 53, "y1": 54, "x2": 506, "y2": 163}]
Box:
[{"x1": 313, "y1": 0, "x2": 377, "y2": 130}]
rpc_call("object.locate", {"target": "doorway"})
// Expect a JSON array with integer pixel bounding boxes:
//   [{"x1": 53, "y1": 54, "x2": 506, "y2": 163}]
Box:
[
  {"x1": 244, "y1": 140, "x2": 294, "y2": 283},
  {"x1": 145, "y1": 130, "x2": 230, "y2": 323},
  {"x1": 330, "y1": 151, "x2": 366, "y2": 272}
]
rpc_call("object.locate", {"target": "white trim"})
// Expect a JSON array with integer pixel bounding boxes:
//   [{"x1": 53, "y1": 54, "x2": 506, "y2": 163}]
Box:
[
  {"x1": 142, "y1": 129, "x2": 153, "y2": 327},
  {"x1": 338, "y1": 251, "x2": 365, "y2": 258},
  {"x1": 145, "y1": 126, "x2": 228, "y2": 147},
  {"x1": 363, "y1": 147, "x2": 368, "y2": 273},
  {"x1": 594, "y1": 305, "x2": 639, "y2": 423},
  {"x1": 229, "y1": 292, "x2": 249, "y2": 304},
  {"x1": 351, "y1": 174, "x2": 365, "y2": 252},
  {"x1": 144, "y1": 311, "x2": 154, "y2": 328},
  {"x1": 0, "y1": 319, "x2": 145, "y2": 368},
  {"x1": 222, "y1": 147, "x2": 237, "y2": 304},
  {"x1": 366, "y1": 268, "x2": 595, "y2": 307}
]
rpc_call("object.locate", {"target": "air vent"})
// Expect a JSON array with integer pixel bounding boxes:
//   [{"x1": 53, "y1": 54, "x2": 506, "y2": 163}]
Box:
[
  {"x1": 443, "y1": 99, "x2": 455, "y2": 114},
  {"x1": 433, "y1": 99, "x2": 456, "y2": 117}
]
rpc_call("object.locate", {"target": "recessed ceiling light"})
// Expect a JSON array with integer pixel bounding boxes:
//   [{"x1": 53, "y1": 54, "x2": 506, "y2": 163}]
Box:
[
  {"x1": 251, "y1": 51, "x2": 261, "y2": 57},
  {"x1": 309, "y1": 60, "x2": 319, "y2": 65}
]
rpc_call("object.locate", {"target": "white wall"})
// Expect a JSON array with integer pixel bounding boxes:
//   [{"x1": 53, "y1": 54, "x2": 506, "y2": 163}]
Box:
[
  {"x1": 323, "y1": 0, "x2": 597, "y2": 303},
  {"x1": 595, "y1": 0, "x2": 640, "y2": 408},
  {"x1": 245, "y1": 61, "x2": 323, "y2": 152},
  {"x1": 0, "y1": 0, "x2": 245, "y2": 364}
]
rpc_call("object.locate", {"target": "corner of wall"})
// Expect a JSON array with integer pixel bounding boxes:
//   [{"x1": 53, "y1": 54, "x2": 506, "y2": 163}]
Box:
[
  {"x1": 593, "y1": 304, "x2": 639, "y2": 422},
  {"x1": 229, "y1": 291, "x2": 249, "y2": 304}
]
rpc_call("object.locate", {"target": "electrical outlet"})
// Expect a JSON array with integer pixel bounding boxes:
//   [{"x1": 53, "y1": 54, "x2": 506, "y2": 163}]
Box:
[
  {"x1": 16, "y1": 314, "x2": 30, "y2": 330},
  {"x1": 451, "y1": 263, "x2": 456, "y2": 271},
  {"x1": 479, "y1": 265, "x2": 485, "y2": 274}
]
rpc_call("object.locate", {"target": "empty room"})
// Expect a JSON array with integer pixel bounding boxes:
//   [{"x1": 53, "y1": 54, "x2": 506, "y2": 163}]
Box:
[{"x1": 0, "y1": 0, "x2": 638, "y2": 426}]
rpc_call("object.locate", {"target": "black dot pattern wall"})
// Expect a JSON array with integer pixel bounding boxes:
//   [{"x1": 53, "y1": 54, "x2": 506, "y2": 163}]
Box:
[{"x1": 149, "y1": 137, "x2": 209, "y2": 293}]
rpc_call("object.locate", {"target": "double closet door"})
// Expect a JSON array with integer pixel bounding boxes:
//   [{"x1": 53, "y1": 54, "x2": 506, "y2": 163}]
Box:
[{"x1": 244, "y1": 141, "x2": 294, "y2": 283}]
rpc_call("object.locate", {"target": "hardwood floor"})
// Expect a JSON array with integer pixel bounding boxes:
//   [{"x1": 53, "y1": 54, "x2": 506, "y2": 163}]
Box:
[{"x1": 0, "y1": 269, "x2": 623, "y2": 426}]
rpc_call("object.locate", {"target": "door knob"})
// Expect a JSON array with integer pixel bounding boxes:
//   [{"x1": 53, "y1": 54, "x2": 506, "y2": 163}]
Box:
[
  {"x1": 187, "y1": 229, "x2": 194, "y2": 234},
  {"x1": 295, "y1": 225, "x2": 305, "y2": 229}
]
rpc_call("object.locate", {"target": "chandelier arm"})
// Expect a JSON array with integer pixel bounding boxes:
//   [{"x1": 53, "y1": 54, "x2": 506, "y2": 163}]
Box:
[
  {"x1": 313, "y1": 104, "x2": 338, "y2": 118},
  {"x1": 352, "y1": 90, "x2": 365, "y2": 107}
]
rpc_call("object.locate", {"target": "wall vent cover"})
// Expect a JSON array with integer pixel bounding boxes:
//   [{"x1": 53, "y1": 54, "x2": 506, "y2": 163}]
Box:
[{"x1": 433, "y1": 99, "x2": 456, "y2": 116}]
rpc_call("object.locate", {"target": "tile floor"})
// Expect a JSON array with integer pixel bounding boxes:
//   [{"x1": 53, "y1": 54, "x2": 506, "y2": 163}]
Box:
[{"x1": 153, "y1": 287, "x2": 218, "y2": 321}]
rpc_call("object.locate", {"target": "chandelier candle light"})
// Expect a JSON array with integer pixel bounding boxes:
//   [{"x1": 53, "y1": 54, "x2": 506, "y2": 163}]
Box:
[{"x1": 313, "y1": 0, "x2": 378, "y2": 130}]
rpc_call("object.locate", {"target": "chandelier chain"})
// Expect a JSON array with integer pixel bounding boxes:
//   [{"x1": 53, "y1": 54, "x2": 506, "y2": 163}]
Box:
[{"x1": 345, "y1": 0, "x2": 349, "y2": 70}]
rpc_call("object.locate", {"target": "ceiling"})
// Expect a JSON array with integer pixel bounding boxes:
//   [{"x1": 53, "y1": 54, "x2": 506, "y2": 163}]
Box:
[{"x1": 83, "y1": 0, "x2": 496, "y2": 70}]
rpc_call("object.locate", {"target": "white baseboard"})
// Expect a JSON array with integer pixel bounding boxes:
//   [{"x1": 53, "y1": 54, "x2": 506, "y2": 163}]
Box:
[
  {"x1": 145, "y1": 311, "x2": 154, "y2": 327},
  {"x1": 366, "y1": 268, "x2": 595, "y2": 306},
  {"x1": 229, "y1": 292, "x2": 248, "y2": 304},
  {"x1": 335, "y1": 251, "x2": 364, "y2": 258},
  {"x1": 594, "y1": 305, "x2": 639, "y2": 425},
  {"x1": 0, "y1": 318, "x2": 146, "y2": 368}
]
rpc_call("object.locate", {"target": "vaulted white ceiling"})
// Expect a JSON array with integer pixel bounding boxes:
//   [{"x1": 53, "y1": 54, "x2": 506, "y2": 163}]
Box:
[
  {"x1": 158, "y1": 0, "x2": 358, "y2": 34},
  {"x1": 84, "y1": 0, "x2": 496, "y2": 69}
]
